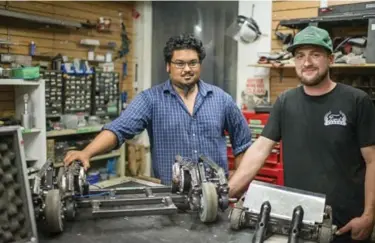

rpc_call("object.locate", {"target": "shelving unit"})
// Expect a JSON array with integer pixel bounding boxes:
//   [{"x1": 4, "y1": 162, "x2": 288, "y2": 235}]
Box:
[
  {"x1": 47, "y1": 126, "x2": 126, "y2": 182},
  {"x1": 249, "y1": 63, "x2": 375, "y2": 68},
  {"x1": 0, "y1": 79, "x2": 40, "y2": 85},
  {"x1": 46, "y1": 125, "x2": 103, "y2": 138},
  {"x1": 0, "y1": 79, "x2": 46, "y2": 169},
  {"x1": 53, "y1": 148, "x2": 122, "y2": 166}
]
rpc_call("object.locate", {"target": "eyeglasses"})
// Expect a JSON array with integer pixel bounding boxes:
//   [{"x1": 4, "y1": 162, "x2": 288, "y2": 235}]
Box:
[{"x1": 171, "y1": 60, "x2": 200, "y2": 69}]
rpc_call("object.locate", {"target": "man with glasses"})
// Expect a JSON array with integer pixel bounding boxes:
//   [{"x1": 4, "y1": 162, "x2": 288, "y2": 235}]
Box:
[
  {"x1": 64, "y1": 33, "x2": 252, "y2": 185},
  {"x1": 229, "y1": 26, "x2": 375, "y2": 242}
]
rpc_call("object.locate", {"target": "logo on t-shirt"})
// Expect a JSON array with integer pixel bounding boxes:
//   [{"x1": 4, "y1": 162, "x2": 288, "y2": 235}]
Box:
[{"x1": 324, "y1": 111, "x2": 347, "y2": 126}]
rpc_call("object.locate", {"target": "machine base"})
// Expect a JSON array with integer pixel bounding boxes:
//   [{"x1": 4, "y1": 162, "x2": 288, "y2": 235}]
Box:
[{"x1": 229, "y1": 180, "x2": 337, "y2": 243}]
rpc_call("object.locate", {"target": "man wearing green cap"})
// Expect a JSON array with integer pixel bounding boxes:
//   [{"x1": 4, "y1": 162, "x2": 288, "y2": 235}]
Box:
[{"x1": 229, "y1": 26, "x2": 375, "y2": 242}]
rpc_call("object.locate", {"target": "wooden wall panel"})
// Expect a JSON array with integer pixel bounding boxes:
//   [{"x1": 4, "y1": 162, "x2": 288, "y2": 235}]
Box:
[
  {"x1": 270, "y1": 1, "x2": 319, "y2": 102},
  {"x1": 0, "y1": 1, "x2": 135, "y2": 117},
  {"x1": 269, "y1": 0, "x2": 371, "y2": 102}
]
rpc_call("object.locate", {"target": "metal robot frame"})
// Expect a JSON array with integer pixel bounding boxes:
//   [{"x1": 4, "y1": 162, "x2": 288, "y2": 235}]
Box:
[
  {"x1": 30, "y1": 154, "x2": 234, "y2": 234},
  {"x1": 228, "y1": 180, "x2": 338, "y2": 243}
]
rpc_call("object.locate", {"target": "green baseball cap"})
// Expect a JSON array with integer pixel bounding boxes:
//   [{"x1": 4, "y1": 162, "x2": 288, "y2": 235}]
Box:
[{"x1": 287, "y1": 26, "x2": 333, "y2": 54}]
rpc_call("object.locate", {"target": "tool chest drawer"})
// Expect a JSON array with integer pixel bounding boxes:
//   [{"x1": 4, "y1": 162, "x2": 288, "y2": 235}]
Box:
[{"x1": 226, "y1": 111, "x2": 285, "y2": 185}]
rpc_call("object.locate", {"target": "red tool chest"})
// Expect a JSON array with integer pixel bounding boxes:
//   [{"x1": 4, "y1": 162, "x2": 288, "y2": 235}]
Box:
[{"x1": 226, "y1": 111, "x2": 284, "y2": 186}]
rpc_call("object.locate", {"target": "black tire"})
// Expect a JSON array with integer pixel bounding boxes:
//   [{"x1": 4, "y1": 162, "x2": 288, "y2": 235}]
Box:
[{"x1": 45, "y1": 189, "x2": 64, "y2": 234}]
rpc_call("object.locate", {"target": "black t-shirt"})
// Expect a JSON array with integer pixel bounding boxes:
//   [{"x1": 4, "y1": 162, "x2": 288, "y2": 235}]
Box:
[{"x1": 261, "y1": 82, "x2": 375, "y2": 229}]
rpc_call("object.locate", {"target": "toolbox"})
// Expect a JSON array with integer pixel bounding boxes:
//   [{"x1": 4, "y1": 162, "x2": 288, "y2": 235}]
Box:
[{"x1": 226, "y1": 111, "x2": 284, "y2": 186}]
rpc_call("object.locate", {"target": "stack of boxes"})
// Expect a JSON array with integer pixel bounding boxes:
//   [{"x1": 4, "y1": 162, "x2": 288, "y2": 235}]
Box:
[
  {"x1": 41, "y1": 71, "x2": 63, "y2": 117},
  {"x1": 227, "y1": 111, "x2": 284, "y2": 186},
  {"x1": 92, "y1": 71, "x2": 120, "y2": 117},
  {"x1": 63, "y1": 74, "x2": 92, "y2": 115}
]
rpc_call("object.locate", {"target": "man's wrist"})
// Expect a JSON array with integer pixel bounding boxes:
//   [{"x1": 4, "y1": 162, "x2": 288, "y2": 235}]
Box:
[
  {"x1": 82, "y1": 148, "x2": 95, "y2": 158},
  {"x1": 362, "y1": 208, "x2": 375, "y2": 220}
]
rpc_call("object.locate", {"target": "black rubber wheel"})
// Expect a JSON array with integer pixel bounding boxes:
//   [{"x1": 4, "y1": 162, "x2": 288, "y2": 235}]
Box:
[
  {"x1": 45, "y1": 189, "x2": 64, "y2": 234},
  {"x1": 65, "y1": 201, "x2": 76, "y2": 221}
]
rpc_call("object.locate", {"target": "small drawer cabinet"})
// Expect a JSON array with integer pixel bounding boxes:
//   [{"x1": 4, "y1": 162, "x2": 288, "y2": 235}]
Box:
[{"x1": 227, "y1": 111, "x2": 284, "y2": 186}]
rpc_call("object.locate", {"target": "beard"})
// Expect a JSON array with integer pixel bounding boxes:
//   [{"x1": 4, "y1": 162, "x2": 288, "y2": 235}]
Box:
[
  {"x1": 172, "y1": 71, "x2": 199, "y2": 97},
  {"x1": 298, "y1": 67, "x2": 329, "y2": 87}
]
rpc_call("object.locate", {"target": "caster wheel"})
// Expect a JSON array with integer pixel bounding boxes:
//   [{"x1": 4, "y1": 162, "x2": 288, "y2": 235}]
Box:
[
  {"x1": 199, "y1": 182, "x2": 218, "y2": 223},
  {"x1": 65, "y1": 200, "x2": 77, "y2": 221},
  {"x1": 229, "y1": 198, "x2": 244, "y2": 231},
  {"x1": 45, "y1": 189, "x2": 64, "y2": 234}
]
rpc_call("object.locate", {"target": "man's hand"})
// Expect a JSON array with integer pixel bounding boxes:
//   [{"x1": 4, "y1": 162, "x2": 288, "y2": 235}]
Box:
[
  {"x1": 336, "y1": 214, "x2": 374, "y2": 240},
  {"x1": 63, "y1": 150, "x2": 91, "y2": 170}
]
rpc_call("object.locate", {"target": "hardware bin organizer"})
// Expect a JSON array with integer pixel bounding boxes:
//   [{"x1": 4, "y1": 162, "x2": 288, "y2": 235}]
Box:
[
  {"x1": 41, "y1": 71, "x2": 63, "y2": 118},
  {"x1": 63, "y1": 74, "x2": 92, "y2": 115},
  {"x1": 92, "y1": 71, "x2": 120, "y2": 117}
]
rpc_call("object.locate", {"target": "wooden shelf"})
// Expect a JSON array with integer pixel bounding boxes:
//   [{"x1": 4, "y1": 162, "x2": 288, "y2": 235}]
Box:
[
  {"x1": 248, "y1": 63, "x2": 375, "y2": 68},
  {"x1": 90, "y1": 150, "x2": 121, "y2": 161},
  {"x1": 46, "y1": 125, "x2": 103, "y2": 137},
  {"x1": 0, "y1": 79, "x2": 40, "y2": 86}
]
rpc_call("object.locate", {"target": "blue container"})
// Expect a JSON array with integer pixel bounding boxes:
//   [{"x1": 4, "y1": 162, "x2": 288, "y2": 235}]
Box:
[
  {"x1": 87, "y1": 171, "x2": 100, "y2": 185},
  {"x1": 106, "y1": 158, "x2": 117, "y2": 176}
]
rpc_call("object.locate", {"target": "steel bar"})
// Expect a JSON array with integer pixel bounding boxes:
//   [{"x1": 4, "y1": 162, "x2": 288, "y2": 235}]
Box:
[
  {"x1": 77, "y1": 195, "x2": 186, "y2": 208},
  {"x1": 89, "y1": 186, "x2": 172, "y2": 195},
  {"x1": 92, "y1": 205, "x2": 178, "y2": 218}
]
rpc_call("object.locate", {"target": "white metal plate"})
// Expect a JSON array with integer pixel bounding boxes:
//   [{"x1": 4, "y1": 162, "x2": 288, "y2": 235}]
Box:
[{"x1": 243, "y1": 180, "x2": 326, "y2": 225}]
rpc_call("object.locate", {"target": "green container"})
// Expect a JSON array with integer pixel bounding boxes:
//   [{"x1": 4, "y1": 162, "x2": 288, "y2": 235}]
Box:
[{"x1": 12, "y1": 66, "x2": 40, "y2": 80}]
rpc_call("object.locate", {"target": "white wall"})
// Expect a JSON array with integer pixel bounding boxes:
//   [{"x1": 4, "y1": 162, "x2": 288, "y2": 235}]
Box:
[
  {"x1": 135, "y1": 1, "x2": 153, "y2": 93},
  {"x1": 236, "y1": 0, "x2": 272, "y2": 106},
  {"x1": 133, "y1": 1, "x2": 153, "y2": 176}
]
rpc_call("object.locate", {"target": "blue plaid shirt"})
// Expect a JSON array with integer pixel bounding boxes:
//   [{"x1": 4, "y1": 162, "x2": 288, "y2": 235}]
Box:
[{"x1": 103, "y1": 80, "x2": 252, "y2": 185}]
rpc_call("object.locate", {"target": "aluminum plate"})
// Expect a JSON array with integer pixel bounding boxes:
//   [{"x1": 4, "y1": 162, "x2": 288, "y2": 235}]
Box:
[{"x1": 243, "y1": 180, "x2": 326, "y2": 225}]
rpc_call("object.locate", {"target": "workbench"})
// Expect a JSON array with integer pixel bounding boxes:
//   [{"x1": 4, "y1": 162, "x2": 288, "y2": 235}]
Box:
[
  {"x1": 35, "y1": 180, "x2": 314, "y2": 243},
  {"x1": 37, "y1": 210, "x2": 300, "y2": 243}
]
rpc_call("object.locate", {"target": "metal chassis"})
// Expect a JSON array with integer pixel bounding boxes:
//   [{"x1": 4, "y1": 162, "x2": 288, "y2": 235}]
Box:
[
  {"x1": 32, "y1": 155, "x2": 233, "y2": 234},
  {"x1": 75, "y1": 185, "x2": 189, "y2": 218}
]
